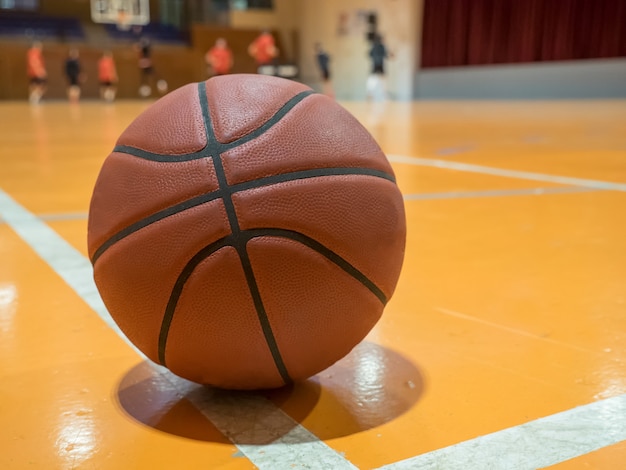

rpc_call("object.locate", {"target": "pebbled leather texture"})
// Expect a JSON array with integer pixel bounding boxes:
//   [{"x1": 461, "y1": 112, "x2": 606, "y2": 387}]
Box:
[
  {"x1": 87, "y1": 154, "x2": 219, "y2": 261},
  {"x1": 88, "y1": 74, "x2": 406, "y2": 389},
  {"x1": 206, "y1": 74, "x2": 312, "y2": 144},
  {"x1": 219, "y1": 93, "x2": 394, "y2": 185},
  {"x1": 232, "y1": 176, "x2": 405, "y2": 299},
  {"x1": 117, "y1": 83, "x2": 207, "y2": 155}
]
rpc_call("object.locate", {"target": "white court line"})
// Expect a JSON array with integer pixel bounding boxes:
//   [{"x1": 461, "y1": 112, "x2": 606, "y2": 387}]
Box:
[
  {"x1": 403, "y1": 186, "x2": 595, "y2": 201},
  {"x1": 375, "y1": 393, "x2": 626, "y2": 470},
  {"x1": 436, "y1": 307, "x2": 600, "y2": 355},
  {"x1": 1, "y1": 212, "x2": 87, "y2": 225},
  {"x1": 0, "y1": 188, "x2": 357, "y2": 470},
  {"x1": 387, "y1": 154, "x2": 626, "y2": 192},
  {"x1": 39, "y1": 211, "x2": 89, "y2": 221}
]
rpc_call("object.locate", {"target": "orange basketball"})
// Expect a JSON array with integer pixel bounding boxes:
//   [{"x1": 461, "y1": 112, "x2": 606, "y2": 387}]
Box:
[{"x1": 87, "y1": 74, "x2": 406, "y2": 390}]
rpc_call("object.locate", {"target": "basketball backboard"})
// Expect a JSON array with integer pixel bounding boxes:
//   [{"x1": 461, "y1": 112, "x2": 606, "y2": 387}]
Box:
[{"x1": 90, "y1": 0, "x2": 150, "y2": 26}]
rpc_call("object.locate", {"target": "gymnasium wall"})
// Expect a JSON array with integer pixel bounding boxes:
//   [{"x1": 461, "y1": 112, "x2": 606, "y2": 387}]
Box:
[
  {"x1": 296, "y1": 0, "x2": 423, "y2": 101},
  {"x1": 192, "y1": 0, "x2": 424, "y2": 101},
  {"x1": 38, "y1": 0, "x2": 92, "y2": 22},
  {"x1": 4, "y1": 1, "x2": 624, "y2": 101},
  {"x1": 415, "y1": 59, "x2": 626, "y2": 99},
  {"x1": 1, "y1": 0, "x2": 424, "y2": 101}
]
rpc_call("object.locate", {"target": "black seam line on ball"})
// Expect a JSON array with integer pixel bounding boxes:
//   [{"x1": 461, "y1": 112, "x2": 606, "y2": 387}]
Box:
[
  {"x1": 220, "y1": 90, "x2": 316, "y2": 151},
  {"x1": 198, "y1": 81, "x2": 315, "y2": 155},
  {"x1": 246, "y1": 228, "x2": 388, "y2": 305},
  {"x1": 198, "y1": 83, "x2": 241, "y2": 235},
  {"x1": 232, "y1": 166, "x2": 396, "y2": 192},
  {"x1": 112, "y1": 144, "x2": 210, "y2": 162},
  {"x1": 111, "y1": 89, "x2": 315, "y2": 163},
  {"x1": 199, "y1": 81, "x2": 292, "y2": 385},
  {"x1": 90, "y1": 168, "x2": 395, "y2": 266},
  {"x1": 238, "y1": 241, "x2": 292, "y2": 385},
  {"x1": 157, "y1": 236, "x2": 230, "y2": 366},
  {"x1": 154, "y1": 227, "x2": 385, "y2": 380},
  {"x1": 155, "y1": 231, "x2": 292, "y2": 385},
  {"x1": 90, "y1": 190, "x2": 225, "y2": 265}
]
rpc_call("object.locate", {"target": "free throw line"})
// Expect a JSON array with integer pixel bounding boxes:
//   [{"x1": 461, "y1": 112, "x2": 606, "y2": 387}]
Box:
[{"x1": 0, "y1": 188, "x2": 357, "y2": 470}]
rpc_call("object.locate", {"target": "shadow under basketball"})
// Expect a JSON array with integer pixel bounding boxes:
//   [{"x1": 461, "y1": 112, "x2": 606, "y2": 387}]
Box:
[
  {"x1": 272, "y1": 341, "x2": 425, "y2": 440},
  {"x1": 116, "y1": 341, "x2": 424, "y2": 444}
]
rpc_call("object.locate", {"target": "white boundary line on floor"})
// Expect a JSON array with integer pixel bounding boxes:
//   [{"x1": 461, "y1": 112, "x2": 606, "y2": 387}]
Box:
[
  {"x1": 387, "y1": 154, "x2": 626, "y2": 192},
  {"x1": 435, "y1": 307, "x2": 600, "y2": 355},
  {"x1": 0, "y1": 188, "x2": 357, "y2": 470},
  {"x1": 403, "y1": 186, "x2": 595, "y2": 200},
  {"x1": 375, "y1": 392, "x2": 626, "y2": 470}
]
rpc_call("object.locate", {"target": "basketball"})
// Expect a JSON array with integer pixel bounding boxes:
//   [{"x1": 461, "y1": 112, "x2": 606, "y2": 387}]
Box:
[{"x1": 87, "y1": 74, "x2": 406, "y2": 390}]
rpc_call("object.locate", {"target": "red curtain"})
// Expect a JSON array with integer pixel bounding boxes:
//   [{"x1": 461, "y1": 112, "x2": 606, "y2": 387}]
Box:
[{"x1": 421, "y1": 0, "x2": 626, "y2": 68}]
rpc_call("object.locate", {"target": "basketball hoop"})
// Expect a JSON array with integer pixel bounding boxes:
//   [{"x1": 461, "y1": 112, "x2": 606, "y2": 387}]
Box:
[{"x1": 116, "y1": 10, "x2": 131, "y2": 31}]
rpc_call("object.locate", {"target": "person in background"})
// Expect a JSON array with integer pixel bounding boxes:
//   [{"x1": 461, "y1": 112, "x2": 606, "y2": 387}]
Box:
[
  {"x1": 64, "y1": 48, "x2": 82, "y2": 103},
  {"x1": 248, "y1": 30, "x2": 279, "y2": 68},
  {"x1": 205, "y1": 38, "x2": 233, "y2": 77},
  {"x1": 26, "y1": 41, "x2": 47, "y2": 104},
  {"x1": 135, "y1": 36, "x2": 167, "y2": 97},
  {"x1": 314, "y1": 42, "x2": 334, "y2": 98},
  {"x1": 98, "y1": 50, "x2": 118, "y2": 102},
  {"x1": 366, "y1": 34, "x2": 392, "y2": 101},
  {"x1": 135, "y1": 36, "x2": 153, "y2": 96}
]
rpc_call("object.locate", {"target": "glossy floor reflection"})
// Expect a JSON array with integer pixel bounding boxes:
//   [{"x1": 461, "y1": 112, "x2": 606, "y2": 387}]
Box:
[
  {"x1": 0, "y1": 98, "x2": 625, "y2": 469},
  {"x1": 116, "y1": 341, "x2": 423, "y2": 445}
]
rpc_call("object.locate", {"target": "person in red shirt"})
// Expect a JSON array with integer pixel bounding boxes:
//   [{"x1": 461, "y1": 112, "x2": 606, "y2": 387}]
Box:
[
  {"x1": 26, "y1": 41, "x2": 47, "y2": 104},
  {"x1": 205, "y1": 38, "x2": 233, "y2": 77},
  {"x1": 98, "y1": 51, "x2": 118, "y2": 102},
  {"x1": 248, "y1": 30, "x2": 279, "y2": 68}
]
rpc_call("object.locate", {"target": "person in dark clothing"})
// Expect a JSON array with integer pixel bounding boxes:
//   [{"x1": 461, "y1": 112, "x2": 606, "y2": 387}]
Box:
[
  {"x1": 135, "y1": 36, "x2": 167, "y2": 97},
  {"x1": 369, "y1": 34, "x2": 388, "y2": 74},
  {"x1": 315, "y1": 43, "x2": 330, "y2": 81},
  {"x1": 64, "y1": 48, "x2": 82, "y2": 103},
  {"x1": 366, "y1": 34, "x2": 392, "y2": 101},
  {"x1": 314, "y1": 42, "x2": 334, "y2": 98},
  {"x1": 136, "y1": 36, "x2": 153, "y2": 96}
]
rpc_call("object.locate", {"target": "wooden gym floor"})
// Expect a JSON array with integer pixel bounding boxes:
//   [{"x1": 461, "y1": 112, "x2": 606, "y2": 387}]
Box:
[{"x1": 0, "y1": 96, "x2": 625, "y2": 469}]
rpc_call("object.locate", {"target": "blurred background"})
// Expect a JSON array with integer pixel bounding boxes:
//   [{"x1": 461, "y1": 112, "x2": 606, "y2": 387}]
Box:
[
  {"x1": 1, "y1": 3, "x2": 626, "y2": 469},
  {"x1": 0, "y1": 0, "x2": 624, "y2": 102}
]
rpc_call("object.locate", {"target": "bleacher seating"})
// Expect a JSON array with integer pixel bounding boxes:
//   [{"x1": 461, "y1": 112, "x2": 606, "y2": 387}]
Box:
[
  {"x1": 0, "y1": 12, "x2": 84, "y2": 40},
  {"x1": 103, "y1": 22, "x2": 187, "y2": 44},
  {"x1": 0, "y1": 10, "x2": 185, "y2": 44}
]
